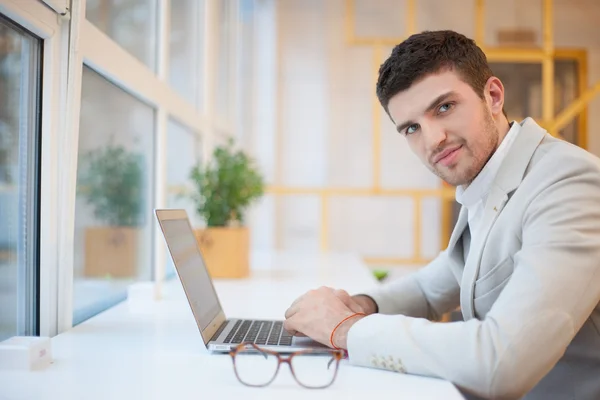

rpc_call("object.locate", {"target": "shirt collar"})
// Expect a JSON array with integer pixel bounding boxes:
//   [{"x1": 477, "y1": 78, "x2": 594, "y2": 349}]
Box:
[{"x1": 455, "y1": 121, "x2": 520, "y2": 207}]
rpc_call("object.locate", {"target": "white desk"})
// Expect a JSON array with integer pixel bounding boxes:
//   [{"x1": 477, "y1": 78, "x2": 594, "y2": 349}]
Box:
[{"x1": 0, "y1": 251, "x2": 464, "y2": 400}]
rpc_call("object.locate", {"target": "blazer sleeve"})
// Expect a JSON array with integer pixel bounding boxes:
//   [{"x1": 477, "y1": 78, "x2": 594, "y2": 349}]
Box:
[
  {"x1": 347, "y1": 156, "x2": 600, "y2": 400},
  {"x1": 355, "y1": 250, "x2": 460, "y2": 321}
]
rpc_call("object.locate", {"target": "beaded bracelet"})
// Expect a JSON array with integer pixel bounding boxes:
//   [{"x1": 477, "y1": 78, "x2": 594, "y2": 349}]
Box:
[{"x1": 330, "y1": 312, "x2": 366, "y2": 350}]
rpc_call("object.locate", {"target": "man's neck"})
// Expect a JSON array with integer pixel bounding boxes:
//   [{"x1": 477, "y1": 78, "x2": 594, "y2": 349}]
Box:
[{"x1": 495, "y1": 118, "x2": 512, "y2": 150}]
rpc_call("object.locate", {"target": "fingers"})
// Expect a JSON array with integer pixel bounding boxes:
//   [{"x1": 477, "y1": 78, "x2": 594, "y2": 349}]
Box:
[
  {"x1": 284, "y1": 303, "x2": 299, "y2": 319},
  {"x1": 284, "y1": 302, "x2": 299, "y2": 320},
  {"x1": 284, "y1": 287, "x2": 331, "y2": 318},
  {"x1": 283, "y1": 316, "x2": 308, "y2": 338},
  {"x1": 285, "y1": 294, "x2": 308, "y2": 319},
  {"x1": 284, "y1": 289, "x2": 314, "y2": 319},
  {"x1": 283, "y1": 317, "x2": 298, "y2": 336},
  {"x1": 285, "y1": 286, "x2": 357, "y2": 339},
  {"x1": 286, "y1": 288, "x2": 361, "y2": 319},
  {"x1": 283, "y1": 317, "x2": 306, "y2": 336}
]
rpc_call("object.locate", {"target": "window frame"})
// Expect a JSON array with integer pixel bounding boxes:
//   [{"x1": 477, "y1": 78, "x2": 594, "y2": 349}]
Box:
[
  {"x1": 0, "y1": 0, "x2": 70, "y2": 337},
  {"x1": 70, "y1": 0, "x2": 199, "y2": 327}
]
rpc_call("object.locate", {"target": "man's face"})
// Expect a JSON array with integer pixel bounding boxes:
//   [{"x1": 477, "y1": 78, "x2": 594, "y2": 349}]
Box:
[{"x1": 386, "y1": 70, "x2": 501, "y2": 186}]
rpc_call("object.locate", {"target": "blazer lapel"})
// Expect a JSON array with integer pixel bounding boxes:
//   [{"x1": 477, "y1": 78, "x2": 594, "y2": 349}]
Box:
[{"x1": 459, "y1": 118, "x2": 548, "y2": 320}]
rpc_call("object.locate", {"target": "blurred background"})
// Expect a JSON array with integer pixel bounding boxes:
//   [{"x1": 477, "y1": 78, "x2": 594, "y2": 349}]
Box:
[{"x1": 1, "y1": 0, "x2": 599, "y2": 339}]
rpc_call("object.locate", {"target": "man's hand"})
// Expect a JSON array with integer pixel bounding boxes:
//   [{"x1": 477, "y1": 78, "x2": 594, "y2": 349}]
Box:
[{"x1": 283, "y1": 287, "x2": 367, "y2": 349}]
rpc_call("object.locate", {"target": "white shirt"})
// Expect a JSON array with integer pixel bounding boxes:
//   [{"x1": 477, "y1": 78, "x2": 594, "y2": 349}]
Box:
[{"x1": 455, "y1": 121, "x2": 520, "y2": 237}]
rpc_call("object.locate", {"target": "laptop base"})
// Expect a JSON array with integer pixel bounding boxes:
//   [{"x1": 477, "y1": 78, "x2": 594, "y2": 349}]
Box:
[{"x1": 208, "y1": 318, "x2": 327, "y2": 353}]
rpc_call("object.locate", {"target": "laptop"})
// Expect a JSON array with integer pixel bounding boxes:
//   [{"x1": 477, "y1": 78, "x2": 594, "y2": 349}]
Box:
[{"x1": 155, "y1": 209, "x2": 326, "y2": 353}]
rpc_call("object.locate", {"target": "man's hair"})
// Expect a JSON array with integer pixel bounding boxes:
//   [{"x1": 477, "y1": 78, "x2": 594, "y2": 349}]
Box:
[{"x1": 376, "y1": 30, "x2": 496, "y2": 117}]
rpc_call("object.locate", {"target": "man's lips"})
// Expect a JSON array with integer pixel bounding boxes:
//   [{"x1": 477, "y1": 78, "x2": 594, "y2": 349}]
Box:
[{"x1": 432, "y1": 145, "x2": 462, "y2": 164}]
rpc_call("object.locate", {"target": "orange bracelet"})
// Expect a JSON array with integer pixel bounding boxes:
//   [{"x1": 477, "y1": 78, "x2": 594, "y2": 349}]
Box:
[{"x1": 330, "y1": 312, "x2": 366, "y2": 350}]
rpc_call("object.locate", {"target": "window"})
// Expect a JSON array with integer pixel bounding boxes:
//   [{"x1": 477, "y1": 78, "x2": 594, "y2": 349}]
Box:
[
  {"x1": 73, "y1": 66, "x2": 155, "y2": 325},
  {"x1": 235, "y1": 0, "x2": 255, "y2": 146},
  {"x1": 0, "y1": 16, "x2": 42, "y2": 341},
  {"x1": 165, "y1": 118, "x2": 202, "y2": 277},
  {"x1": 86, "y1": 0, "x2": 158, "y2": 70},
  {"x1": 169, "y1": 0, "x2": 204, "y2": 107},
  {"x1": 3, "y1": 0, "x2": 249, "y2": 334},
  {"x1": 216, "y1": 0, "x2": 234, "y2": 123},
  {"x1": 166, "y1": 118, "x2": 202, "y2": 217}
]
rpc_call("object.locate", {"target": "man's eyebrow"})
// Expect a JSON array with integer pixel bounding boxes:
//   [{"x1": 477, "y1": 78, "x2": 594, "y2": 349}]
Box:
[{"x1": 395, "y1": 91, "x2": 455, "y2": 133}]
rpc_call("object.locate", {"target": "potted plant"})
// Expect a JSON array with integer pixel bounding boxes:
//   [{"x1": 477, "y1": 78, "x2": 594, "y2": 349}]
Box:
[
  {"x1": 77, "y1": 142, "x2": 145, "y2": 278},
  {"x1": 189, "y1": 138, "x2": 264, "y2": 278}
]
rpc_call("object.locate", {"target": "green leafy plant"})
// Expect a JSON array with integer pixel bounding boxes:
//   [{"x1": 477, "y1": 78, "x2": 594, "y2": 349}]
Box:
[
  {"x1": 77, "y1": 143, "x2": 145, "y2": 227},
  {"x1": 190, "y1": 139, "x2": 264, "y2": 227},
  {"x1": 372, "y1": 269, "x2": 389, "y2": 282}
]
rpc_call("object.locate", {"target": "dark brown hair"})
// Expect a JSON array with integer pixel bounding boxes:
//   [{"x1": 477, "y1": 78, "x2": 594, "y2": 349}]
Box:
[{"x1": 376, "y1": 30, "x2": 496, "y2": 117}]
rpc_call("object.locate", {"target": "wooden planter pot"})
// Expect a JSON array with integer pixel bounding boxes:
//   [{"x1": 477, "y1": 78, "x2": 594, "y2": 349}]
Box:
[
  {"x1": 84, "y1": 227, "x2": 137, "y2": 278},
  {"x1": 193, "y1": 227, "x2": 249, "y2": 279}
]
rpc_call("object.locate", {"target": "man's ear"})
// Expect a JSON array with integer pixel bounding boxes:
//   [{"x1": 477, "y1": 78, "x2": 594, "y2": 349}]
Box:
[{"x1": 485, "y1": 76, "x2": 505, "y2": 118}]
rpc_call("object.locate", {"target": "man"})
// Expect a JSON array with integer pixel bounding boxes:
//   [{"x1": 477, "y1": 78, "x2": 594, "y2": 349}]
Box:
[{"x1": 283, "y1": 30, "x2": 600, "y2": 399}]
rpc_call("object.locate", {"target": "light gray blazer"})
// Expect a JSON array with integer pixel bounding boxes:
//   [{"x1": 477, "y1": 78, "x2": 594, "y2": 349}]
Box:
[{"x1": 348, "y1": 118, "x2": 600, "y2": 400}]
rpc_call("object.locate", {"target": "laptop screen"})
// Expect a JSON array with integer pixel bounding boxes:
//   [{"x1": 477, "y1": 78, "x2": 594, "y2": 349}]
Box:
[{"x1": 159, "y1": 217, "x2": 222, "y2": 332}]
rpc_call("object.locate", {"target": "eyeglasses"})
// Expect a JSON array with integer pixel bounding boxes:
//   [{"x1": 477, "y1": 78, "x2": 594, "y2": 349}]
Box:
[{"x1": 229, "y1": 342, "x2": 345, "y2": 389}]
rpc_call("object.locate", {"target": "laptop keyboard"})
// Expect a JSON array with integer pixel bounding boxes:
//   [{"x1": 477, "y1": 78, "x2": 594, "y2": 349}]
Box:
[{"x1": 223, "y1": 320, "x2": 293, "y2": 346}]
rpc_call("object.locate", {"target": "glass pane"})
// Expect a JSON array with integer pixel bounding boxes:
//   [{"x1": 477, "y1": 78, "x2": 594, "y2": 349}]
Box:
[
  {"x1": 0, "y1": 16, "x2": 42, "y2": 340},
  {"x1": 86, "y1": 0, "x2": 158, "y2": 70},
  {"x1": 74, "y1": 66, "x2": 155, "y2": 325},
  {"x1": 216, "y1": 0, "x2": 233, "y2": 122},
  {"x1": 169, "y1": 0, "x2": 204, "y2": 106},
  {"x1": 166, "y1": 118, "x2": 202, "y2": 277}
]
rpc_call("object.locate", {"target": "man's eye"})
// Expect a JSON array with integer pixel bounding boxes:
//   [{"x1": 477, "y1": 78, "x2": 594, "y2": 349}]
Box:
[
  {"x1": 406, "y1": 124, "x2": 419, "y2": 135},
  {"x1": 439, "y1": 103, "x2": 453, "y2": 113}
]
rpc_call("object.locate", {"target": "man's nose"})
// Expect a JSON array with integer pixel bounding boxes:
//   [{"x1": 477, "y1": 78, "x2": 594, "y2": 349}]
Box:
[{"x1": 423, "y1": 125, "x2": 447, "y2": 153}]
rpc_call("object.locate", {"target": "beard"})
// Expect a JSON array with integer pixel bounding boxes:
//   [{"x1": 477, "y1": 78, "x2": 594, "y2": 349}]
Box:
[{"x1": 430, "y1": 107, "x2": 499, "y2": 187}]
